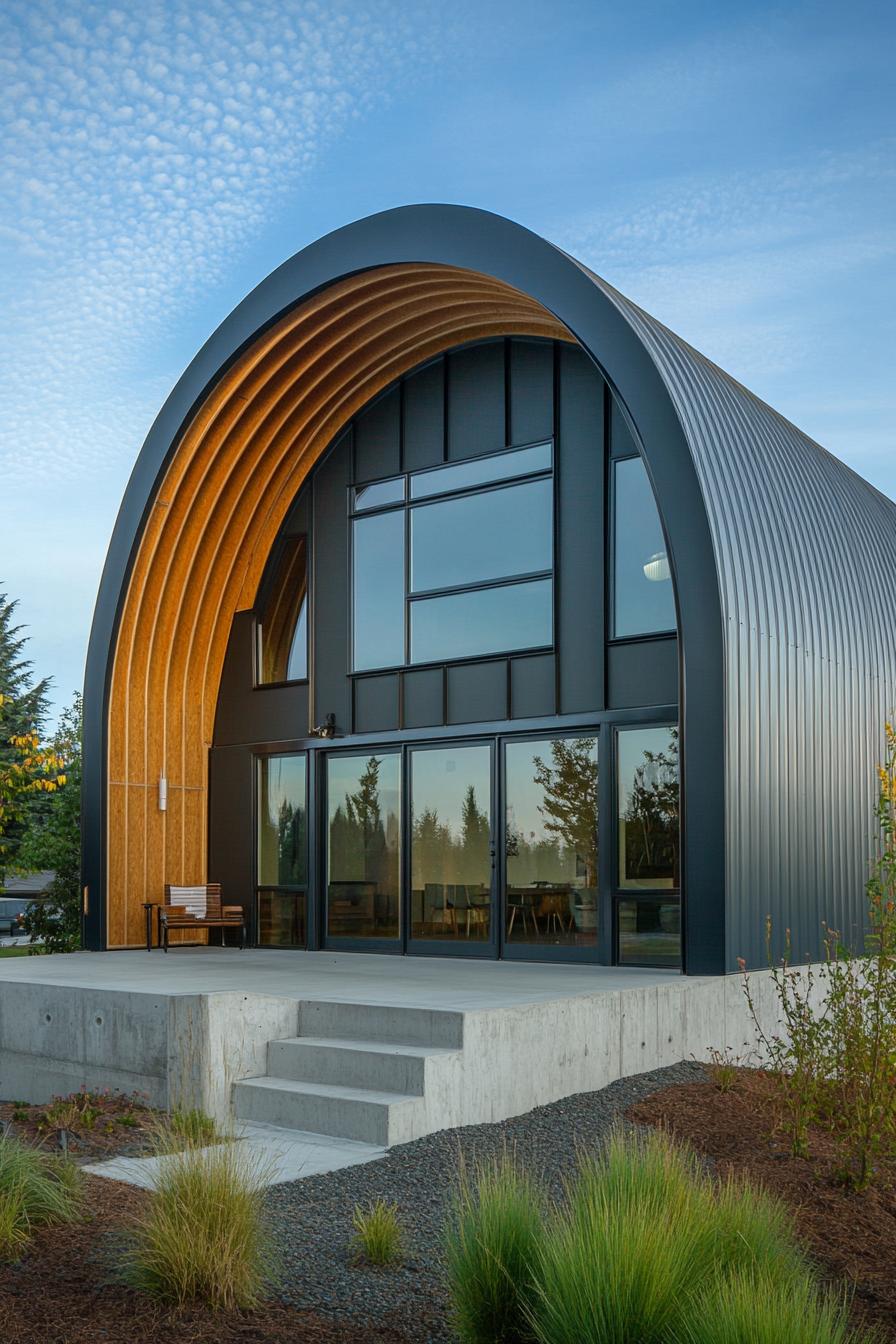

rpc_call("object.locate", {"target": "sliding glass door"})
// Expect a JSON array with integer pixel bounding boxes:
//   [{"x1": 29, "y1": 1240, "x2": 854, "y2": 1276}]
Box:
[
  {"x1": 324, "y1": 750, "x2": 402, "y2": 948},
  {"x1": 408, "y1": 742, "x2": 495, "y2": 954},
  {"x1": 502, "y1": 734, "x2": 599, "y2": 954}
]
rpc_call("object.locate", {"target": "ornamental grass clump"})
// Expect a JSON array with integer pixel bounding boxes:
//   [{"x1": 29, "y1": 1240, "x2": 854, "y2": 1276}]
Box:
[
  {"x1": 530, "y1": 1129, "x2": 711, "y2": 1344},
  {"x1": 678, "y1": 1269, "x2": 873, "y2": 1344},
  {"x1": 127, "y1": 1140, "x2": 272, "y2": 1309},
  {"x1": 444, "y1": 1152, "x2": 545, "y2": 1344},
  {"x1": 156, "y1": 1106, "x2": 221, "y2": 1152},
  {"x1": 0, "y1": 1133, "x2": 83, "y2": 1258},
  {"x1": 352, "y1": 1198, "x2": 403, "y2": 1265}
]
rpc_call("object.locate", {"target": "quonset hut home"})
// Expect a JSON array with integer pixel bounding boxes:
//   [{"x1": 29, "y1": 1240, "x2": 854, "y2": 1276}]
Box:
[{"x1": 81, "y1": 206, "x2": 896, "y2": 976}]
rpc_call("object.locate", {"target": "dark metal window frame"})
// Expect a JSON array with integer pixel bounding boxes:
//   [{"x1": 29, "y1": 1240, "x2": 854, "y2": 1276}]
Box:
[
  {"x1": 348, "y1": 439, "x2": 555, "y2": 674},
  {"x1": 250, "y1": 714, "x2": 679, "y2": 968}
]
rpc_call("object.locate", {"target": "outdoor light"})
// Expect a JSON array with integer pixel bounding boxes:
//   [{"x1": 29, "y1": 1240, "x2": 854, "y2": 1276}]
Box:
[
  {"x1": 643, "y1": 550, "x2": 670, "y2": 582},
  {"x1": 158, "y1": 775, "x2": 168, "y2": 811}
]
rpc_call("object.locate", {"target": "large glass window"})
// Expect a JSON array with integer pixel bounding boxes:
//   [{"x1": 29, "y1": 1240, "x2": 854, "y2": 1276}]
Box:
[
  {"x1": 504, "y1": 736, "x2": 598, "y2": 948},
  {"x1": 351, "y1": 443, "x2": 554, "y2": 671},
  {"x1": 410, "y1": 744, "x2": 492, "y2": 941},
  {"x1": 410, "y1": 442, "x2": 551, "y2": 499},
  {"x1": 257, "y1": 537, "x2": 308, "y2": 683},
  {"x1": 352, "y1": 509, "x2": 406, "y2": 671},
  {"x1": 411, "y1": 579, "x2": 552, "y2": 665},
  {"x1": 326, "y1": 752, "x2": 401, "y2": 939},
  {"x1": 616, "y1": 726, "x2": 679, "y2": 968},
  {"x1": 411, "y1": 479, "x2": 552, "y2": 592},
  {"x1": 613, "y1": 457, "x2": 675, "y2": 637},
  {"x1": 257, "y1": 754, "x2": 307, "y2": 946}
]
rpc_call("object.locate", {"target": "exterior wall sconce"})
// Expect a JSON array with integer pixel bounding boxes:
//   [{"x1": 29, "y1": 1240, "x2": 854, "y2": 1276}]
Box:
[
  {"x1": 643, "y1": 550, "x2": 671, "y2": 582},
  {"x1": 158, "y1": 776, "x2": 168, "y2": 811},
  {"x1": 311, "y1": 713, "x2": 337, "y2": 739}
]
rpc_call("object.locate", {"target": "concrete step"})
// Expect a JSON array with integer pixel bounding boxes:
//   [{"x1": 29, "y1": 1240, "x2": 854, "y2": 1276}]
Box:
[
  {"x1": 232, "y1": 1075, "x2": 425, "y2": 1146},
  {"x1": 267, "y1": 1036, "x2": 459, "y2": 1095},
  {"x1": 297, "y1": 999, "x2": 465, "y2": 1048}
]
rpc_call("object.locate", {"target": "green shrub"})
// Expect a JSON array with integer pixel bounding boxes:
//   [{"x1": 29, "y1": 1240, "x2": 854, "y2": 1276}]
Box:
[
  {"x1": 444, "y1": 1153, "x2": 545, "y2": 1344},
  {"x1": 0, "y1": 1134, "x2": 83, "y2": 1258},
  {"x1": 352, "y1": 1198, "x2": 403, "y2": 1265},
  {"x1": 127, "y1": 1141, "x2": 272, "y2": 1308},
  {"x1": 677, "y1": 1269, "x2": 871, "y2": 1344},
  {"x1": 741, "y1": 722, "x2": 896, "y2": 1186}
]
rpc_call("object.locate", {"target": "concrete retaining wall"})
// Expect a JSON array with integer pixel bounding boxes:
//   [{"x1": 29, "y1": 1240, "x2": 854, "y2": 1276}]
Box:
[{"x1": 1, "y1": 966, "x2": 805, "y2": 1131}]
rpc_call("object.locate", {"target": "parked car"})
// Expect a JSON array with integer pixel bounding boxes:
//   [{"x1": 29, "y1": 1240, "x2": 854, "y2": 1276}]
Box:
[{"x1": 0, "y1": 898, "x2": 28, "y2": 936}]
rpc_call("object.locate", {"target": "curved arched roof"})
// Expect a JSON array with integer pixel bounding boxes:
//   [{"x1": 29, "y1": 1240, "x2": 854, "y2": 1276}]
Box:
[{"x1": 84, "y1": 204, "x2": 895, "y2": 968}]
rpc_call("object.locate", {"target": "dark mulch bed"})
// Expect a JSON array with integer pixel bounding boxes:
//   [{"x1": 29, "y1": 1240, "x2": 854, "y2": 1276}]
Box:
[
  {"x1": 1, "y1": 1177, "x2": 421, "y2": 1344},
  {"x1": 629, "y1": 1068, "x2": 896, "y2": 1342},
  {"x1": 0, "y1": 1090, "x2": 161, "y2": 1162}
]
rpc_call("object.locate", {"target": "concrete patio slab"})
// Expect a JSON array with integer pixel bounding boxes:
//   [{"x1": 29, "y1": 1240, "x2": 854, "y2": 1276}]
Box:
[{"x1": 0, "y1": 948, "x2": 786, "y2": 1147}]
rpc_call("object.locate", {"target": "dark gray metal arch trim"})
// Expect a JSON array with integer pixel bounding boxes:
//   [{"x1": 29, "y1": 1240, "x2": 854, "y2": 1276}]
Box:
[{"x1": 82, "y1": 204, "x2": 725, "y2": 971}]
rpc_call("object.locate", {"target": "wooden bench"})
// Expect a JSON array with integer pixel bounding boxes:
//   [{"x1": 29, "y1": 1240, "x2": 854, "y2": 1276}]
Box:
[{"x1": 144, "y1": 884, "x2": 246, "y2": 951}]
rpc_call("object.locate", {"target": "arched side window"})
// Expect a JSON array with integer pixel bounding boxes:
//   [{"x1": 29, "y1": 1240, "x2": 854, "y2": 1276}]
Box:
[
  {"x1": 612, "y1": 455, "x2": 676, "y2": 638},
  {"x1": 256, "y1": 535, "x2": 308, "y2": 684}
]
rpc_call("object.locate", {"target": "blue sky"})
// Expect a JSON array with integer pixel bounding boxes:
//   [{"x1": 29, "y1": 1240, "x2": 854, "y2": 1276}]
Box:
[{"x1": 1, "y1": 0, "x2": 893, "y2": 721}]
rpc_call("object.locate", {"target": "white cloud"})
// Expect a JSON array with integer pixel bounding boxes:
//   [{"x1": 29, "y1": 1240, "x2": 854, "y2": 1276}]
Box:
[
  {"x1": 0, "y1": 0, "x2": 448, "y2": 717},
  {"x1": 0, "y1": 0, "x2": 446, "y2": 489}
]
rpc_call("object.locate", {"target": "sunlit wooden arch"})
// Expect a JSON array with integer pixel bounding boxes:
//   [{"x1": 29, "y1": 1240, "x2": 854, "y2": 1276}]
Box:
[{"x1": 107, "y1": 263, "x2": 573, "y2": 946}]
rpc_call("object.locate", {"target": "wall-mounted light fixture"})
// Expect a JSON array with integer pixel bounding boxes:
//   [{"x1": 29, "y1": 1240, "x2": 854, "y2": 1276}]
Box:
[
  {"x1": 311, "y1": 713, "x2": 337, "y2": 739},
  {"x1": 643, "y1": 550, "x2": 671, "y2": 582},
  {"x1": 158, "y1": 776, "x2": 168, "y2": 811}
]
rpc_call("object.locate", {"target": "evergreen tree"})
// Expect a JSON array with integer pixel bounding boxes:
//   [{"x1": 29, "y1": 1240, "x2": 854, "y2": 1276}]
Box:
[
  {"x1": 0, "y1": 590, "x2": 53, "y2": 887},
  {"x1": 460, "y1": 784, "x2": 490, "y2": 882}
]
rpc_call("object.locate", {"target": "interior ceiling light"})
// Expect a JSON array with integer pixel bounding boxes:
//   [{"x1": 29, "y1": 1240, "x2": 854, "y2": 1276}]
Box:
[{"x1": 643, "y1": 551, "x2": 670, "y2": 582}]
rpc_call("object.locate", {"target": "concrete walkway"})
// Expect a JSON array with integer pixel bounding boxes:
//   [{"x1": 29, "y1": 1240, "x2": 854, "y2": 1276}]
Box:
[{"x1": 84, "y1": 1120, "x2": 385, "y2": 1189}]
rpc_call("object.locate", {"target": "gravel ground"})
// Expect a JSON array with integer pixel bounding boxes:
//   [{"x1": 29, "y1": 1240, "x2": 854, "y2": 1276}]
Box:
[{"x1": 265, "y1": 1061, "x2": 708, "y2": 1343}]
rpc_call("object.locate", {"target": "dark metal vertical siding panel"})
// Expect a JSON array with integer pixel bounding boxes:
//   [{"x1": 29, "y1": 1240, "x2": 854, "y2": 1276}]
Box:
[{"x1": 596, "y1": 281, "x2": 896, "y2": 969}]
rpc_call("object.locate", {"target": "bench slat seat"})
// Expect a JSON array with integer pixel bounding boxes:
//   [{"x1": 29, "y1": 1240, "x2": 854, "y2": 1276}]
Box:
[{"x1": 150, "y1": 884, "x2": 246, "y2": 951}]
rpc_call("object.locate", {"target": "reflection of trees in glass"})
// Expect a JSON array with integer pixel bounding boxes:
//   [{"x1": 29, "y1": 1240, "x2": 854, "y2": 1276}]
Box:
[
  {"x1": 412, "y1": 786, "x2": 490, "y2": 886},
  {"x1": 623, "y1": 729, "x2": 679, "y2": 883},
  {"x1": 275, "y1": 798, "x2": 306, "y2": 885},
  {"x1": 529, "y1": 738, "x2": 598, "y2": 886},
  {"x1": 330, "y1": 756, "x2": 398, "y2": 892}
]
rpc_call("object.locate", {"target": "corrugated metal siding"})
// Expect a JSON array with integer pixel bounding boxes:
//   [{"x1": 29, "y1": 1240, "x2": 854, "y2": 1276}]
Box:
[{"x1": 583, "y1": 265, "x2": 896, "y2": 969}]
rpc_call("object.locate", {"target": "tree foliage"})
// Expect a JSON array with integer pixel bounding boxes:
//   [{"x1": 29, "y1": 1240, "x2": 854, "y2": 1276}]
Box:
[
  {"x1": 0, "y1": 590, "x2": 58, "y2": 890},
  {"x1": 18, "y1": 694, "x2": 83, "y2": 953},
  {"x1": 531, "y1": 738, "x2": 598, "y2": 885}
]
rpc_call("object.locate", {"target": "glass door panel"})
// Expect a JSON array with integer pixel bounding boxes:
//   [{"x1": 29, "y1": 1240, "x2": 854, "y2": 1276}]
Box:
[
  {"x1": 504, "y1": 736, "x2": 598, "y2": 949},
  {"x1": 409, "y1": 743, "x2": 493, "y2": 945},
  {"x1": 257, "y1": 753, "x2": 307, "y2": 947},
  {"x1": 325, "y1": 751, "x2": 401, "y2": 941}
]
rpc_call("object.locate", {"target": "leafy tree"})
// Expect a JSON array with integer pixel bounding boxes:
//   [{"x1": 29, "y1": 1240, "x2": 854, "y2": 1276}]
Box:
[
  {"x1": 623, "y1": 729, "x2": 679, "y2": 883},
  {"x1": 17, "y1": 694, "x2": 82, "y2": 952},
  {"x1": 0, "y1": 590, "x2": 58, "y2": 891},
  {"x1": 532, "y1": 738, "x2": 598, "y2": 885}
]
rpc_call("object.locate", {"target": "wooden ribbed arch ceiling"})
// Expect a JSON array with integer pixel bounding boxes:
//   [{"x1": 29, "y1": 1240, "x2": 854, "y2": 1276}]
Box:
[{"x1": 107, "y1": 262, "x2": 574, "y2": 946}]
